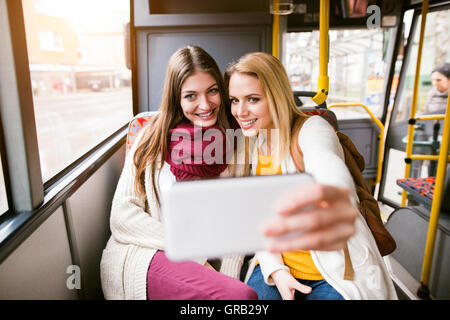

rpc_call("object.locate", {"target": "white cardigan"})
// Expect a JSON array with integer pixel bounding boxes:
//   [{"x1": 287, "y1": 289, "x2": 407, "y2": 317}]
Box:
[
  {"x1": 100, "y1": 128, "x2": 245, "y2": 300},
  {"x1": 244, "y1": 116, "x2": 398, "y2": 300}
]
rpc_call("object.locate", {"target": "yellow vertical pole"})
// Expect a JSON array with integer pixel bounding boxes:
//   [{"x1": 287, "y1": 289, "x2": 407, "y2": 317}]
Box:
[
  {"x1": 272, "y1": 0, "x2": 279, "y2": 58},
  {"x1": 312, "y1": 0, "x2": 330, "y2": 106},
  {"x1": 401, "y1": 0, "x2": 429, "y2": 206},
  {"x1": 418, "y1": 93, "x2": 450, "y2": 299}
]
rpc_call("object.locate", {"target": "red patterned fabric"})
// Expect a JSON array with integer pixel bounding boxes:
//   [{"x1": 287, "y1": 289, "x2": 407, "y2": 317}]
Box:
[
  {"x1": 126, "y1": 114, "x2": 153, "y2": 152},
  {"x1": 397, "y1": 177, "x2": 436, "y2": 200}
]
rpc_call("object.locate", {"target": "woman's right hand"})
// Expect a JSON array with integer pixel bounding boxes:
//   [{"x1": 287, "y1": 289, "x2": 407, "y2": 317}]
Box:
[
  {"x1": 263, "y1": 184, "x2": 357, "y2": 253},
  {"x1": 271, "y1": 269, "x2": 311, "y2": 300}
]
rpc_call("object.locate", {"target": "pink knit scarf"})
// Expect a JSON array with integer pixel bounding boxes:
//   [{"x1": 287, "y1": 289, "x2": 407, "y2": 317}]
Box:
[{"x1": 165, "y1": 122, "x2": 228, "y2": 181}]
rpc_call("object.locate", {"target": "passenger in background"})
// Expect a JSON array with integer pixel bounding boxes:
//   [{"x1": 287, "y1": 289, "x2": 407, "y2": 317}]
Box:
[
  {"x1": 427, "y1": 62, "x2": 450, "y2": 113},
  {"x1": 225, "y1": 52, "x2": 398, "y2": 300},
  {"x1": 100, "y1": 45, "x2": 257, "y2": 300},
  {"x1": 424, "y1": 62, "x2": 449, "y2": 176}
]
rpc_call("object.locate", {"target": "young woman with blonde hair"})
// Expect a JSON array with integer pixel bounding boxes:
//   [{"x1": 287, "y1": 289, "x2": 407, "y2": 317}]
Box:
[{"x1": 225, "y1": 52, "x2": 397, "y2": 300}]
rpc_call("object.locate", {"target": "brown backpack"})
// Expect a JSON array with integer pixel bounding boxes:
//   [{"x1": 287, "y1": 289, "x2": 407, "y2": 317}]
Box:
[{"x1": 289, "y1": 117, "x2": 397, "y2": 257}]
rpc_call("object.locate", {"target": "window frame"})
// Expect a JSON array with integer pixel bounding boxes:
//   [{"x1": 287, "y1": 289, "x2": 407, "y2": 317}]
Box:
[
  {"x1": 378, "y1": 8, "x2": 419, "y2": 208},
  {"x1": 283, "y1": 26, "x2": 400, "y2": 121},
  {"x1": 0, "y1": 0, "x2": 44, "y2": 213},
  {"x1": 0, "y1": 116, "x2": 12, "y2": 216},
  {"x1": 0, "y1": 0, "x2": 134, "y2": 264},
  {"x1": 378, "y1": 2, "x2": 450, "y2": 208}
]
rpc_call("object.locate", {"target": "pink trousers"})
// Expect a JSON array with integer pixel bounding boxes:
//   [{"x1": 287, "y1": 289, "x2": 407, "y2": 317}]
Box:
[{"x1": 147, "y1": 251, "x2": 257, "y2": 300}]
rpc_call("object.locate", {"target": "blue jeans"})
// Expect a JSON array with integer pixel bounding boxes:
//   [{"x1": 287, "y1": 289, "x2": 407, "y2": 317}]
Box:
[{"x1": 247, "y1": 265, "x2": 345, "y2": 300}]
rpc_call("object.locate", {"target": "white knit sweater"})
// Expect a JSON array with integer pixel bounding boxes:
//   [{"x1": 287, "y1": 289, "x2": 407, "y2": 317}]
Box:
[{"x1": 100, "y1": 128, "x2": 246, "y2": 300}]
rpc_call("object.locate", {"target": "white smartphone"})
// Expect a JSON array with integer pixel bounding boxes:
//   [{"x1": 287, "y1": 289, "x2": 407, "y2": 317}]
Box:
[{"x1": 161, "y1": 173, "x2": 315, "y2": 261}]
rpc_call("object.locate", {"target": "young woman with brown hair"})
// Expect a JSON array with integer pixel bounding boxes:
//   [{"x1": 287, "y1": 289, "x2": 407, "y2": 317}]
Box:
[{"x1": 100, "y1": 46, "x2": 256, "y2": 300}]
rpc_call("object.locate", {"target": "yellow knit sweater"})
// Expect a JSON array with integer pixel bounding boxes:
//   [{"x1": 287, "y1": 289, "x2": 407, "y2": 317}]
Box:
[{"x1": 256, "y1": 154, "x2": 324, "y2": 280}]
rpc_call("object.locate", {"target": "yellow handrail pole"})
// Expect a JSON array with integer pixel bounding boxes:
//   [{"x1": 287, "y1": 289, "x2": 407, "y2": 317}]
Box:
[
  {"x1": 411, "y1": 155, "x2": 450, "y2": 162},
  {"x1": 418, "y1": 93, "x2": 450, "y2": 299},
  {"x1": 312, "y1": 0, "x2": 329, "y2": 105},
  {"x1": 416, "y1": 114, "x2": 445, "y2": 121},
  {"x1": 329, "y1": 103, "x2": 384, "y2": 184},
  {"x1": 328, "y1": 103, "x2": 384, "y2": 132},
  {"x1": 272, "y1": 0, "x2": 279, "y2": 58},
  {"x1": 401, "y1": 0, "x2": 429, "y2": 206}
]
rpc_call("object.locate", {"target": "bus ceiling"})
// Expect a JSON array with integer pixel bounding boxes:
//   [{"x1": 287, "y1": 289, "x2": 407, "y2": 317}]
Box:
[
  {"x1": 285, "y1": 0, "x2": 403, "y2": 32},
  {"x1": 284, "y1": 0, "x2": 449, "y2": 32}
]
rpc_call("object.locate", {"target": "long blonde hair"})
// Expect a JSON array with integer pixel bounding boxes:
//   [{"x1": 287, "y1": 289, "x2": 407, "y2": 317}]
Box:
[
  {"x1": 224, "y1": 52, "x2": 308, "y2": 168},
  {"x1": 133, "y1": 46, "x2": 232, "y2": 205}
]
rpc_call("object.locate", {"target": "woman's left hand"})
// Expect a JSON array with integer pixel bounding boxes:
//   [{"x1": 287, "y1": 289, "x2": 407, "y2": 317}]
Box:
[
  {"x1": 271, "y1": 269, "x2": 312, "y2": 300},
  {"x1": 262, "y1": 183, "x2": 358, "y2": 252},
  {"x1": 204, "y1": 261, "x2": 216, "y2": 271}
]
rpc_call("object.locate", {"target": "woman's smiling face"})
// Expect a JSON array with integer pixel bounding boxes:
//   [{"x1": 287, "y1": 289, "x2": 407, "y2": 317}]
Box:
[
  {"x1": 228, "y1": 72, "x2": 274, "y2": 136},
  {"x1": 180, "y1": 70, "x2": 221, "y2": 127}
]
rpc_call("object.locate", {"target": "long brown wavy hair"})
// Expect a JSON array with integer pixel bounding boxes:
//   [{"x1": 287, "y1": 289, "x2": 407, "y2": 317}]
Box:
[{"x1": 133, "y1": 46, "x2": 232, "y2": 205}]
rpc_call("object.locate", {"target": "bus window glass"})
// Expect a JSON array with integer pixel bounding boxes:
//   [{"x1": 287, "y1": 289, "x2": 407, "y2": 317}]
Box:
[
  {"x1": 385, "y1": 10, "x2": 414, "y2": 111},
  {"x1": 382, "y1": 8, "x2": 449, "y2": 206},
  {"x1": 22, "y1": 0, "x2": 132, "y2": 182},
  {"x1": 395, "y1": 9, "x2": 450, "y2": 122},
  {"x1": 284, "y1": 28, "x2": 387, "y2": 119},
  {"x1": 0, "y1": 155, "x2": 8, "y2": 216},
  {"x1": 403, "y1": 9, "x2": 415, "y2": 41}
]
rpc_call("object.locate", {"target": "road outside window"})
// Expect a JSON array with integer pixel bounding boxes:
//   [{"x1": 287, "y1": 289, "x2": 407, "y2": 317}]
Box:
[{"x1": 22, "y1": 0, "x2": 133, "y2": 182}]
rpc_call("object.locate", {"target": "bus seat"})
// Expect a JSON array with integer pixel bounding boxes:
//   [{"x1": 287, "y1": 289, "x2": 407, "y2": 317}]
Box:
[
  {"x1": 385, "y1": 205, "x2": 450, "y2": 299},
  {"x1": 396, "y1": 164, "x2": 450, "y2": 214},
  {"x1": 299, "y1": 107, "x2": 339, "y2": 131},
  {"x1": 126, "y1": 111, "x2": 157, "y2": 155}
]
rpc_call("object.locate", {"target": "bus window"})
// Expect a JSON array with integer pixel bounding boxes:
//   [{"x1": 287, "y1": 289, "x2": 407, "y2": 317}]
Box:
[
  {"x1": 381, "y1": 9, "x2": 414, "y2": 112},
  {"x1": 395, "y1": 9, "x2": 450, "y2": 122},
  {"x1": 381, "y1": 7, "x2": 449, "y2": 206},
  {"x1": 284, "y1": 27, "x2": 388, "y2": 119},
  {"x1": 21, "y1": 0, "x2": 132, "y2": 182},
  {"x1": 0, "y1": 155, "x2": 8, "y2": 216}
]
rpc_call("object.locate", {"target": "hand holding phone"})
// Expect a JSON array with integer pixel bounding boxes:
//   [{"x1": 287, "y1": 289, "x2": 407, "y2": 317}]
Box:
[{"x1": 162, "y1": 173, "x2": 315, "y2": 261}]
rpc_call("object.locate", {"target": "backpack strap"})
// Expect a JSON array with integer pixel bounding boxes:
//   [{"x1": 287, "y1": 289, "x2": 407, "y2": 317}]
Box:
[
  {"x1": 343, "y1": 245, "x2": 354, "y2": 280},
  {"x1": 290, "y1": 116, "x2": 354, "y2": 281},
  {"x1": 289, "y1": 117, "x2": 307, "y2": 173}
]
